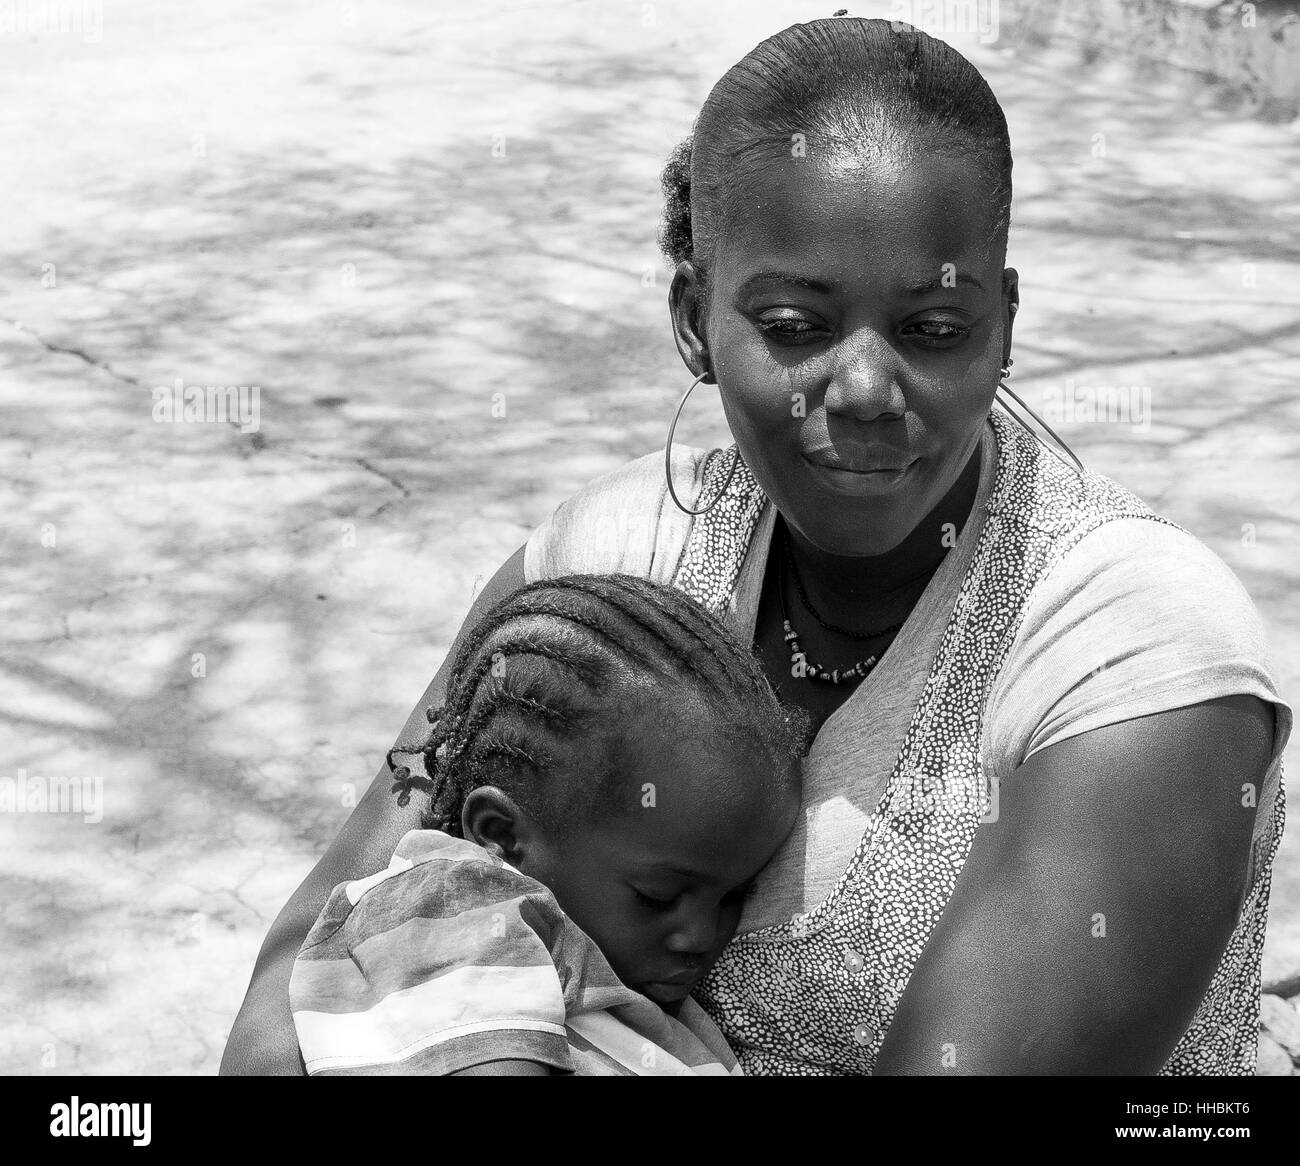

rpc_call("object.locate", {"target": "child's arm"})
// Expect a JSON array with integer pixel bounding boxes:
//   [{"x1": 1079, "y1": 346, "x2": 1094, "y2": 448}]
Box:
[
  {"x1": 291, "y1": 831, "x2": 577, "y2": 1077},
  {"x1": 221, "y1": 546, "x2": 529, "y2": 1075},
  {"x1": 221, "y1": 766, "x2": 427, "y2": 1075}
]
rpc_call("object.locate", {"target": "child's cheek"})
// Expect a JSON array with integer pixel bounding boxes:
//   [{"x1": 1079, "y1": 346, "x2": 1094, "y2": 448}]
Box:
[{"x1": 715, "y1": 904, "x2": 744, "y2": 954}]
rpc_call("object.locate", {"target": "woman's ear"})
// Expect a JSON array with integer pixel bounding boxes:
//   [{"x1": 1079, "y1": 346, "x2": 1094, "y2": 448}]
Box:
[
  {"x1": 1001, "y1": 267, "x2": 1020, "y2": 370},
  {"x1": 460, "y1": 787, "x2": 536, "y2": 866},
  {"x1": 669, "y1": 260, "x2": 714, "y2": 383}
]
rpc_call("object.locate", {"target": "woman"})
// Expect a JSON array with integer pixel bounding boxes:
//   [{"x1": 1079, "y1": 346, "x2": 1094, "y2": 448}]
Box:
[{"x1": 223, "y1": 16, "x2": 1290, "y2": 1075}]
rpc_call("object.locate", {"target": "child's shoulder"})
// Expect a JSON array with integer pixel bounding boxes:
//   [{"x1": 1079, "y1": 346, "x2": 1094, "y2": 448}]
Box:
[
  {"x1": 389, "y1": 827, "x2": 498, "y2": 869},
  {"x1": 377, "y1": 830, "x2": 540, "y2": 903},
  {"x1": 329, "y1": 829, "x2": 495, "y2": 908},
  {"x1": 300, "y1": 830, "x2": 566, "y2": 958}
]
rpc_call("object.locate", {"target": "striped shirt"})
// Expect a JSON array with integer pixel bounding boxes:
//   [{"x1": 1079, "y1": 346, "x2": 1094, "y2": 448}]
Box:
[{"x1": 290, "y1": 830, "x2": 741, "y2": 1076}]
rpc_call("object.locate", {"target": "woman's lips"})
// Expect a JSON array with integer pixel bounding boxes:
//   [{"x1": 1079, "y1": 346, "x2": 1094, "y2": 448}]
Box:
[{"x1": 802, "y1": 456, "x2": 918, "y2": 497}]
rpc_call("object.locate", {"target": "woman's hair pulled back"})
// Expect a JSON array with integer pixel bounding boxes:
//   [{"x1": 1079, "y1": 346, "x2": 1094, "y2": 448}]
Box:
[{"x1": 660, "y1": 17, "x2": 1012, "y2": 273}]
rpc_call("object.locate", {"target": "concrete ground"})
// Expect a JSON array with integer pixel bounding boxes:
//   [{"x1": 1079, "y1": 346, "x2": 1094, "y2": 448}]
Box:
[{"x1": 1, "y1": 0, "x2": 1296, "y2": 1074}]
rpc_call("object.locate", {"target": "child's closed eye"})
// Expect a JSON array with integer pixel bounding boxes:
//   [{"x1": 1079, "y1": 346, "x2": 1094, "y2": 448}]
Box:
[{"x1": 633, "y1": 889, "x2": 679, "y2": 911}]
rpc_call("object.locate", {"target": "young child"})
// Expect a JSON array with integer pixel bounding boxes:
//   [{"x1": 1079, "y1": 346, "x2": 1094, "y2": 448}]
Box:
[{"x1": 289, "y1": 573, "x2": 809, "y2": 1075}]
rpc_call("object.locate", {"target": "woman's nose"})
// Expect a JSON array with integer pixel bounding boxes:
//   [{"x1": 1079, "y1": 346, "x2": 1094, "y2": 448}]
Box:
[{"x1": 824, "y1": 329, "x2": 906, "y2": 420}]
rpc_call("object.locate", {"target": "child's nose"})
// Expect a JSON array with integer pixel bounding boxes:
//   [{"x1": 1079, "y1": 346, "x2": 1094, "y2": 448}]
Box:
[{"x1": 666, "y1": 910, "x2": 720, "y2": 957}]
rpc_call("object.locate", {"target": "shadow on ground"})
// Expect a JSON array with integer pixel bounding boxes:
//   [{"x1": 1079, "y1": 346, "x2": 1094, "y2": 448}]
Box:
[{"x1": 0, "y1": 0, "x2": 1295, "y2": 1073}]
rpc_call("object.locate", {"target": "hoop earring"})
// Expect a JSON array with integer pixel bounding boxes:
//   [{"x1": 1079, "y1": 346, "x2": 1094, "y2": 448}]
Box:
[
  {"x1": 665, "y1": 371, "x2": 740, "y2": 515},
  {"x1": 995, "y1": 378, "x2": 1085, "y2": 475}
]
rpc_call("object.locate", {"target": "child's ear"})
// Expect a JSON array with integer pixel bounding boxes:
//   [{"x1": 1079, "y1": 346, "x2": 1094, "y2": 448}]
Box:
[
  {"x1": 460, "y1": 787, "x2": 536, "y2": 865},
  {"x1": 1001, "y1": 267, "x2": 1020, "y2": 368},
  {"x1": 669, "y1": 260, "x2": 714, "y2": 383}
]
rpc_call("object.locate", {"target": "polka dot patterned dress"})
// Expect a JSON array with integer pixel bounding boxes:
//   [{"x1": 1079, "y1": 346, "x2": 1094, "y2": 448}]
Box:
[{"x1": 674, "y1": 409, "x2": 1285, "y2": 1076}]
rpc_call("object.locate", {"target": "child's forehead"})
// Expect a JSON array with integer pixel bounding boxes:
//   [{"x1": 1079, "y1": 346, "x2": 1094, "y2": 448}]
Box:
[
  {"x1": 608, "y1": 695, "x2": 794, "y2": 800},
  {"x1": 605, "y1": 729, "x2": 783, "y2": 810},
  {"x1": 592, "y1": 775, "x2": 795, "y2": 880}
]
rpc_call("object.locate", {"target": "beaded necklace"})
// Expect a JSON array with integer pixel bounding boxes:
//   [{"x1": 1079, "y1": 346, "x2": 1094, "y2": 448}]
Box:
[{"x1": 778, "y1": 520, "x2": 917, "y2": 686}]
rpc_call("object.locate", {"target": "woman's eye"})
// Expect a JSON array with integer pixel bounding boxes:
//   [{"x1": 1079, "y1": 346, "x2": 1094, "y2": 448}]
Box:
[
  {"x1": 755, "y1": 314, "x2": 823, "y2": 345},
  {"x1": 634, "y1": 890, "x2": 678, "y2": 911},
  {"x1": 904, "y1": 319, "x2": 970, "y2": 345}
]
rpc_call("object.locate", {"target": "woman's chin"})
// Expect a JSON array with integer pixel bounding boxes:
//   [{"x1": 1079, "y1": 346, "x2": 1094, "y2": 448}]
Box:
[
  {"x1": 784, "y1": 513, "x2": 916, "y2": 560},
  {"x1": 758, "y1": 466, "x2": 930, "y2": 558}
]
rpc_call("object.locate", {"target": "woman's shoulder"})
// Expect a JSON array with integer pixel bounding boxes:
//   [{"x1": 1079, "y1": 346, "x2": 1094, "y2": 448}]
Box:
[
  {"x1": 987, "y1": 513, "x2": 1291, "y2": 767},
  {"x1": 989, "y1": 409, "x2": 1267, "y2": 645},
  {"x1": 1039, "y1": 514, "x2": 1268, "y2": 644},
  {"x1": 523, "y1": 443, "x2": 714, "y2": 585},
  {"x1": 988, "y1": 413, "x2": 1269, "y2": 661}
]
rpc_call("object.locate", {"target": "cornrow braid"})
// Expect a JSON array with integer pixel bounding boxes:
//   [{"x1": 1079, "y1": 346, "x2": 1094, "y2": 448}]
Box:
[
  {"x1": 388, "y1": 574, "x2": 809, "y2": 839},
  {"x1": 396, "y1": 627, "x2": 600, "y2": 831},
  {"x1": 613, "y1": 575, "x2": 777, "y2": 705},
  {"x1": 543, "y1": 575, "x2": 743, "y2": 702}
]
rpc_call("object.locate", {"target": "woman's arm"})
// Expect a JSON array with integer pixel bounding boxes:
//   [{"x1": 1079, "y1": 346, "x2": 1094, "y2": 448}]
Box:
[
  {"x1": 874, "y1": 693, "x2": 1275, "y2": 1075},
  {"x1": 219, "y1": 545, "x2": 529, "y2": 1075}
]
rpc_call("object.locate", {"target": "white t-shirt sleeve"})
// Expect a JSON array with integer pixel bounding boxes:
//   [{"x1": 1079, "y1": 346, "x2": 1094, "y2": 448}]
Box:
[
  {"x1": 985, "y1": 517, "x2": 1292, "y2": 791},
  {"x1": 523, "y1": 445, "x2": 707, "y2": 585}
]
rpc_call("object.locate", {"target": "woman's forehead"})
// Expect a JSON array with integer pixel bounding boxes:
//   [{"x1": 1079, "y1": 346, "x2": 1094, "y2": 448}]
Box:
[{"x1": 714, "y1": 152, "x2": 1003, "y2": 284}]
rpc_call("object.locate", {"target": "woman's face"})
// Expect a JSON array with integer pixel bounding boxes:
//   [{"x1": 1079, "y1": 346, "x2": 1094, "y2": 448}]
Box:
[{"x1": 674, "y1": 151, "x2": 1016, "y2": 558}]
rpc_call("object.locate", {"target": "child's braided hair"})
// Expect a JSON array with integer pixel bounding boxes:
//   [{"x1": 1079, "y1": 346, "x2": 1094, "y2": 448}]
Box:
[
  {"x1": 388, "y1": 574, "x2": 810, "y2": 837},
  {"x1": 660, "y1": 16, "x2": 1013, "y2": 276}
]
